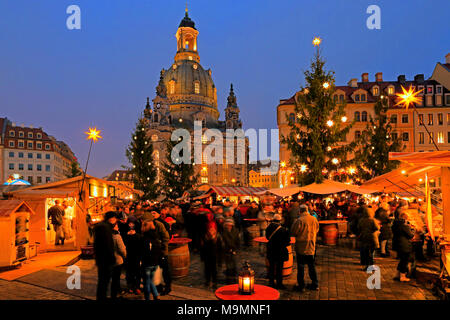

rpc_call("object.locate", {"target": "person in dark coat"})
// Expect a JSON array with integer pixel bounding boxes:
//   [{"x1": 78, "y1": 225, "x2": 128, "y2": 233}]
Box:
[
  {"x1": 221, "y1": 218, "x2": 240, "y2": 280},
  {"x1": 392, "y1": 212, "x2": 415, "y2": 282},
  {"x1": 286, "y1": 202, "x2": 299, "y2": 233},
  {"x1": 48, "y1": 200, "x2": 65, "y2": 245},
  {"x1": 375, "y1": 207, "x2": 393, "y2": 257},
  {"x1": 357, "y1": 207, "x2": 380, "y2": 271},
  {"x1": 266, "y1": 214, "x2": 291, "y2": 289},
  {"x1": 200, "y1": 223, "x2": 223, "y2": 289},
  {"x1": 140, "y1": 216, "x2": 162, "y2": 300},
  {"x1": 123, "y1": 215, "x2": 143, "y2": 294},
  {"x1": 93, "y1": 211, "x2": 118, "y2": 300}
]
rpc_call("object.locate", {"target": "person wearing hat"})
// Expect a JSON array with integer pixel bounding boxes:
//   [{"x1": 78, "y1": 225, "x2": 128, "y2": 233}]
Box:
[
  {"x1": 93, "y1": 211, "x2": 118, "y2": 300},
  {"x1": 123, "y1": 215, "x2": 143, "y2": 295},
  {"x1": 265, "y1": 213, "x2": 290, "y2": 289},
  {"x1": 221, "y1": 218, "x2": 240, "y2": 280}
]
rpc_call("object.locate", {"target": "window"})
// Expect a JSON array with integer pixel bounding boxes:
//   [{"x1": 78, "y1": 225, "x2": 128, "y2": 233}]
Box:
[
  {"x1": 438, "y1": 132, "x2": 444, "y2": 144},
  {"x1": 372, "y1": 87, "x2": 379, "y2": 96},
  {"x1": 388, "y1": 87, "x2": 394, "y2": 95},
  {"x1": 28, "y1": 153, "x2": 33, "y2": 159},
  {"x1": 392, "y1": 132, "x2": 398, "y2": 140},
  {"x1": 289, "y1": 113, "x2": 295, "y2": 123},
  {"x1": 419, "y1": 114, "x2": 424, "y2": 125},
  {"x1": 9, "y1": 152, "x2": 14, "y2": 158},
  {"x1": 18, "y1": 152, "x2": 24, "y2": 158},
  {"x1": 37, "y1": 176, "x2": 42, "y2": 184},
  {"x1": 339, "y1": 95, "x2": 344, "y2": 102},
  {"x1": 402, "y1": 114, "x2": 409, "y2": 124},
  {"x1": 37, "y1": 153, "x2": 42, "y2": 159},
  {"x1": 355, "y1": 94, "x2": 360, "y2": 102},
  {"x1": 361, "y1": 111, "x2": 368, "y2": 122},
  {"x1": 361, "y1": 94, "x2": 366, "y2": 102},
  {"x1": 45, "y1": 165, "x2": 50, "y2": 172},
  {"x1": 19, "y1": 131, "x2": 24, "y2": 138},
  {"x1": 45, "y1": 144, "x2": 50, "y2": 150},
  {"x1": 37, "y1": 164, "x2": 42, "y2": 171},
  {"x1": 46, "y1": 177, "x2": 51, "y2": 183},
  {"x1": 201, "y1": 177, "x2": 208, "y2": 184},
  {"x1": 418, "y1": 85, "x2": 424, "y2": 95},
  {"x1": 19, "y1": 163, "x2": 24, "y2": 171},
  {"x1": 419, "y1": 132, "x2": 424, "y2": 144},
  {"x1": 169, "y1": 82, "x2": 175, "y2": 94},
  {"x1": 429, "y1": 132, "x2": 434, "y2": 144},
  {"x1": 437, "y1": 86, "x2": 442, "y2": 94},
  {"x1": 36, "y1": 142, "x2": 42, "y2": 149},
  {"x1": 9, "y1": 141, "x2": 14, "y2": 147},
  {"x1": 18, "y1": 141, "x2": 24, "y2": 148},
  {"x1": 428, "y1": 114, "x2": 433, "y2": 125},
  {"x1": 448, "y1": 132, "x2": 450, "y2": 143},
  {"x1": 28, "y1": 132, "x2": 33, "y2": 138},
  {"x1": 28, "y1": 164, "x2": 33, "y2": 170},
  {"x1": 354, "y1": 111, "x2": 360, "y2": 122},
  {"x1": 194, "y1": 82, "x2": 200, "y2": 94},
  {"x1": 402, "y1": 132, "x2": 409, "y2": 141},
  {"x1": 427, "y1": 86, "x2": 434, "y2": 94},
  {"x1": 446, "y1": 95, "x2": 450, "y2": 105},
  {"x1": 27, "y1": 142, "x2": 33, "y2": 148},
  {"x1": 438, "y1": 113, "x2": 443, "y2": 125},
  {"x1": 37, "y1": 133, "x2": 42, "y2": 139},
  {"x1": 45, "y1": 154, "x2": 51, "y2": 160},
  {"x1": 390, "y1": 114, "x2": 397, "y2": 124},
  {"x1": 9, "y1": 163, "x2": 14, "y2": 170},
  {"x1": 28, "y1": 176, "x2": 33, "y2": 184},
  {"x1": 355, "y1": 131, "x2": 361, "y2": 139},
  {"x1": 9, "y1": 130, "x2": 15, "y2": 137}
]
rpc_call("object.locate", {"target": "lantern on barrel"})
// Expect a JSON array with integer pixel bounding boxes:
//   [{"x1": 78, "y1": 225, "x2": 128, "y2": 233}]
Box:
[{"x1": 238, "y1": 261, "x2": 255, "y2": 295}]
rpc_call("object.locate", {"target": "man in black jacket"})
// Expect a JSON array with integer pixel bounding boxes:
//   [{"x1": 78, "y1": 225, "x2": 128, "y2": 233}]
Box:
[
  {"x1": 93, "y1": 211, "x2": 117, "y2": 300},
  {"x1": 266, "y1": 214, "x2": 291, "y2": 289}
]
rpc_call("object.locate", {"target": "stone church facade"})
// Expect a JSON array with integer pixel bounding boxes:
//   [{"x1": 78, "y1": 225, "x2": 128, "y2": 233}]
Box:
[{"x1": 142, "y1": 9, "x2": 248, "y2": 186}]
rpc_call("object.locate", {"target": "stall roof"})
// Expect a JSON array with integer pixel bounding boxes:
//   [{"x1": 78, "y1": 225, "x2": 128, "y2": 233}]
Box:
[
  {"x1": 296, "y1": 180, "x2": 376, "y2": 195},
  {"x1": 9, "y1": 188, "x2": 79, "y2": 199},
  {"x1": 389, "y1": 151, "x2": 450, "y2": 167},
  {"x1": 255, "y1": 185, "x2": 303, "y2": 197},
  {"x1": 207, "y1": 186, "x2": 267, "y2": 197},
  {"x1": 0, "y1": 200, "x2": 35, "y2": 217}
]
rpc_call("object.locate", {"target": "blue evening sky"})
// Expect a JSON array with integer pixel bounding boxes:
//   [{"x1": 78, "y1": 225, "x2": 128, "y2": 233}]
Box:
[{"x1": 0, "y1": 0, "x2": 449, "y2": 177}]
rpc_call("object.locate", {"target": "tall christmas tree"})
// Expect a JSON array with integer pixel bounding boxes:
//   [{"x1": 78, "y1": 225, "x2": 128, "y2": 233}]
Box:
[
  {"x1": 355, "y1": 97, "x2": 404, "y2": 180},
  {"x1": 126, "y1": 116, "x2": 158, "y2": 200},
  {"x1": 281, "y1": 40, "x2": 355, "y2": 185},
  {"x1": 160, "y1": 140, "x2": 199, "y2": 201}
]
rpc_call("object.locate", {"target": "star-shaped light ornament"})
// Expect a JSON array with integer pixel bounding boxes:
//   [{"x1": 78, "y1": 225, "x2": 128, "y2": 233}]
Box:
[
  {"x1": 395, "y1": 85, "x2": 423, "y2": 110},
  {"x1": 85, "y1": 127, "x2": 103, "y2": 143},
  {"x1": 312, "y1": 37, "x2": 322, "y2": 47}
]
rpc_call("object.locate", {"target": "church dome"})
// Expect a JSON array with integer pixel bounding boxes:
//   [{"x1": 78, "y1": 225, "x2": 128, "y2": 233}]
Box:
[{"x1": 162, "y1": 59, "x2": 217, "y2": 110}]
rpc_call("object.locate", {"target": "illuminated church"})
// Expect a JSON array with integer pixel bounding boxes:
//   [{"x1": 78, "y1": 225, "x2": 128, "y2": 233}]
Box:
[{"x1": 143, "y1": 8, "x2": 248, "y2": 186}]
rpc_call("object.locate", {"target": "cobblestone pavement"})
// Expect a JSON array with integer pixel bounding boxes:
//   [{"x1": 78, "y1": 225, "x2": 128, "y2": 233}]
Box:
[{"x1": 0, "y1": 238, "x2": 439, "y2": 300}]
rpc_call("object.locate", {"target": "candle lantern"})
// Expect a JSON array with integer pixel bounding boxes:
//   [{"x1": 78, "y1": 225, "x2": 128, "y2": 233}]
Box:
[{"x1": 238, "y1": 261, "x2": 255, "y2": 295}]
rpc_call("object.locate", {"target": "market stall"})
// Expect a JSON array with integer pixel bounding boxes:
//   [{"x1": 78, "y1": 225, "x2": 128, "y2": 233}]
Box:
[
  {"x1": 5, "y1": 175, "x2": 141, "y2": 252},
  {"x1": 199, "y1": 186, "x2": 267, "y2": 204}
]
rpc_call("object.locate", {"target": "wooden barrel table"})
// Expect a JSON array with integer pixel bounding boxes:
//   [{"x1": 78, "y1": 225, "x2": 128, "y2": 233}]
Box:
[
  {"x1": 246, "y1": 222, "x2": 260, "y2": 247},
  {"x1": 319, "y1": 220, "x2": 342, "y2": 246},
  {"x1": 253, "y1": 236, "x2": 295, "y2": 278},
  {"x1": 168, "y1": 237, "x2": 191, "y2": 278}
]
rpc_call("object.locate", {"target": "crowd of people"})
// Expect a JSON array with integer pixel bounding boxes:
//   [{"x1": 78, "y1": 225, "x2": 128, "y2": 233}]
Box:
[{"x1": 89, "y1": 193, "x2": 440, "y2": 300}]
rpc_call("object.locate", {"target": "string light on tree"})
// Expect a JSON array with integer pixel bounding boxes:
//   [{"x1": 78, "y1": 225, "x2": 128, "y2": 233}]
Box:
[
  {"x1": 323, "y1": 82, "x2": 330, "y2": 89},
  {"x1": 326, "y1": 120, "x2": 334, "y2": 127},
  {"x1": 341, "y1": 116, "x2": 347, "y2": 123},
  {"x1": 332, "y1": 158, "x2": 339, "y2": 165}
]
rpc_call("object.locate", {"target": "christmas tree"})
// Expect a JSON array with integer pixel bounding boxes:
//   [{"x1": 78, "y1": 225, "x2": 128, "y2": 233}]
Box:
[
  {"x1": 281, "y1": 44, "x2": 355, "y2": 185},
  {"x1": 355, "y1": 97, "x2": 404, "y2": 180},
  {"x1": 126, "y1": 116, "x2": 158, "y2": 200},
  {"x1": 160, "y1": 139, "x2": 199, "y2": 201},
  {"x1": 67, "y1": 160, "x2": 82, "y2": 178}
]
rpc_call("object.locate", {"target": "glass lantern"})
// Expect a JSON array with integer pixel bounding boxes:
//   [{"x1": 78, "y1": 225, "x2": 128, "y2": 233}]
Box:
[{"x1": 238, "y1": 261, "x2": 255, "y2": 295}]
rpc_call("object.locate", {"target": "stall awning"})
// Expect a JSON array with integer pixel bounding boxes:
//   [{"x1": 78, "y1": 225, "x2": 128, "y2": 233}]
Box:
[
  {"x1": 255, "y1": 185, "x2": 303, "y2": 197},
  {"x1": 297, "y1": 180, "x2": 377, "y2": 195},
  {"x1": 207, "y1": 186, "x2": 267, "y2": 197},
  {"x1": 8, "y1": 188, "x2": 79, "y2": 199},
  {"x1": 389, "y1": 151, "x2": 450, "y2": 167}
]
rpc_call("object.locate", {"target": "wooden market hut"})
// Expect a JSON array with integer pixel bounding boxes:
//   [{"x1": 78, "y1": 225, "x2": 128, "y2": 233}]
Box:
[{"x1": 4, "y1": 175, "x2": 142, "y2": 253}]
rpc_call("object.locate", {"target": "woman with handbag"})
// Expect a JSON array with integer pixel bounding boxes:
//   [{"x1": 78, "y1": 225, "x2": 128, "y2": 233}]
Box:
[
  {"x1": 141, "y1": 216, "x2": 162, "y2": 300},
  {"x1": 265, "y1": 214, "x2": 291, "y2": 289}
]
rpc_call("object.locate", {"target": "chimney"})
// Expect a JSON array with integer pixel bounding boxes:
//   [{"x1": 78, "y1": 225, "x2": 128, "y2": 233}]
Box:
[
  {"x1": 375, "y1": 72, "x2": 383, "y2": 82},
  {"x1": 348, "y1": 78, "x2": 358, "y2": 88},
  {"x1": 361, "y1": 73, "x2": 369, "y2": 82},
  {"x1": 414, "y1": 74, "x2": 425, "y2": 83},
  {"x1": 446, "y1": 53, "x2": 450, "y2": 64},
  {"x1": 397, "y1": 75, "x2": 406, "y2": 83}
]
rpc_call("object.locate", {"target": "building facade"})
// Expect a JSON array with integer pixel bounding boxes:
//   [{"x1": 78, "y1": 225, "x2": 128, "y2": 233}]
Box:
[
  {"x1": 142, "y1": 9, "x2": 248, "y2": 187},
  {"x1": 0, "y1": 118, "x2": 76, "y2": 185},
  {"x1": 278, "y1": 54, "x2": 450, "y2": 186}
]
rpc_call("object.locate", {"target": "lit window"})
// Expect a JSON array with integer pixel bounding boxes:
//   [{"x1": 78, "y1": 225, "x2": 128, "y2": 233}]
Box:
[
  {"x1": 419, "y1": 132, "x2": 424, "y2": 144},
  {"x1": 438, "y1": 113, "x2": 443, "y2": 125},
  {"x1": 169, "y1": 82, "x2": 175, "y2": 94},
  {"x1": 201, "y1": 177, "x2": 208, "y2": 183},
  {"x1": 437, "y1": 132, "x2": 444, "y2": 144},
  {"x1": 429, "y1": 132, "x2": 434, "y2": 144},
  {"x1": 418, "y1": 114, "x2": 424, "y2": 125},
  {"x1": 428, "y1": 114, "x2": 433, "y2": 125},
  {"x1": 194, "y1": 82, "x2": 200, "y2": 94},
  {"x1": 388, "y1": 87, "x2": 394, "y2": 95},
  {"x1": 372, "y1": 87, "x2": 379, "y2": 96}
]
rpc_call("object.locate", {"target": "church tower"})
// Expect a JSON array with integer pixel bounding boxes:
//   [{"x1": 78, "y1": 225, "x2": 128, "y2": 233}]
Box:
[
  {"x1": 224, "y1": 84, "x2": 242, "y2": 129},
  {"x1": 175, "y1": 6, "x2": 200, "y2": 64}
]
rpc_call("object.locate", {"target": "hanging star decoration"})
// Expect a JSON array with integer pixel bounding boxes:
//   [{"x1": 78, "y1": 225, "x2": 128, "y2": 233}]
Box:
[
  {"x1": 85, "y1": 127, "x2": 103, "y2": 143},
  {"x1": 395, "y1": 85, "x2": 423, "y2": 109},
  {"x1": 312, "y1": 37, "x2": 322, "y2": 46}
]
